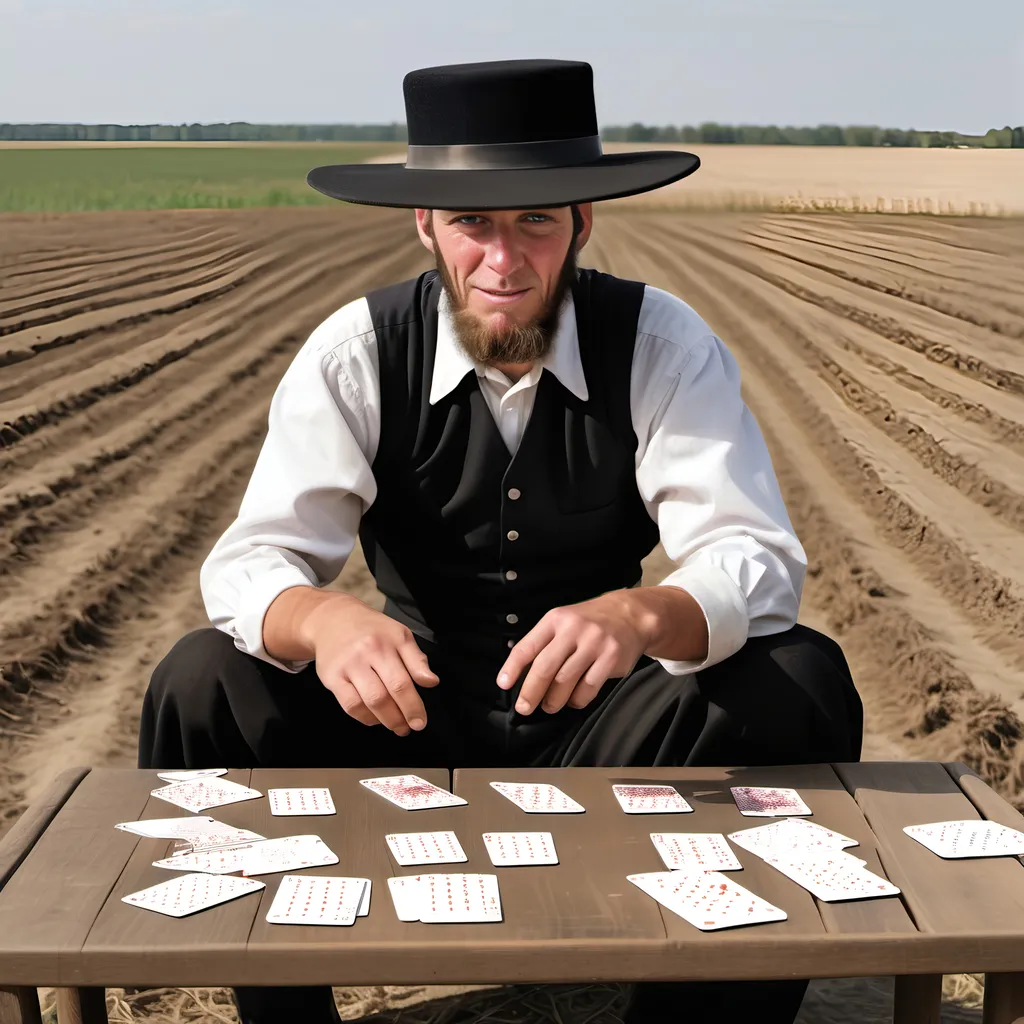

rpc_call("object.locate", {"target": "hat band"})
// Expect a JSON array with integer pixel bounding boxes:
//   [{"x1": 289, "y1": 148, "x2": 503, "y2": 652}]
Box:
[{"x1": 405, "y1": 134, "x2": 602, "y2": 171}]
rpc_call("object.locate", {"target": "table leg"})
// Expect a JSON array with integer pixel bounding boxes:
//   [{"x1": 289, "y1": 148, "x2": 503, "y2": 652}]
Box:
[
  {"x1": 55, "y1": 988, "x2": 106, "y2": 1024},
  {"x1": 0, "y1": 988, "x2": 42, "y2": 1024},
  {"x1": 984, "y1": 973, "x2": 1024, "y2": 1024},
  {"x1": 893, "y1": 974, "x2": 941, "y2": 1024}
]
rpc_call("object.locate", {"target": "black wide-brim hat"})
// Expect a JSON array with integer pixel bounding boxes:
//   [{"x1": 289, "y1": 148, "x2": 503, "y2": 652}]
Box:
[{"x1": 307, "y1": 59, "x2": 699, "y2": 210}]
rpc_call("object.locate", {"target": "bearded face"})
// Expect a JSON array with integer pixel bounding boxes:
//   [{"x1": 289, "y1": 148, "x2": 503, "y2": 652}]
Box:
[{"x1": 421, "y1": 207, "x2": 583, "y2": 367}]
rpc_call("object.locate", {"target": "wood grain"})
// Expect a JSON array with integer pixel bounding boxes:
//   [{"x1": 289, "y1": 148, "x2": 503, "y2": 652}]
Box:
[
  {"x1": 55, "y1": 987, "x2": 107, "y2": 1024},
  {"x1": 983, "y1": 973, "x2": 1024, "y2": 1024},
  {"x1": 893, "y1": 974, "x2": 941, "y2": 1024},
  {"x1": 77, "y1": 770, "x2": 261, "y2": 988},
  {"x1": 0, "y1": 769, "x2": 153, "y2": 985},
  {"x1": 0, "y1": 768, "x2": 89, "y2": 893},
  {"x1": 0, "y1": 987, "x2": 41, "y2": 1024},
  {"x1": 834, "y1": 761, "x2": 1024, "y2": 934}
]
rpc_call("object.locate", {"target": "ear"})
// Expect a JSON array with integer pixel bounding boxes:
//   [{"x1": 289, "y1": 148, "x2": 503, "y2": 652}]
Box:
[
  {"x1": 574, "y1": 203, "x2": 594, "y2": 250},
  {"x1": 414, "y1": 209, "x2": 435, "y2": 252}
]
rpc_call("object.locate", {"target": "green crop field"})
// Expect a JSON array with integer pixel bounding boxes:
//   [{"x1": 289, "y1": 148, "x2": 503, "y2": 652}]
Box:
[{"x1": 0, "y1": 143, "x2": 401, "y2": 212}]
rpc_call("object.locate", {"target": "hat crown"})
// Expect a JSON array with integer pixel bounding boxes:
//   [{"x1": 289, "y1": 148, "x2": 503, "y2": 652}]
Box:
[{"x1": 403, "y1": 59, "x2": 598, "y2": 147}]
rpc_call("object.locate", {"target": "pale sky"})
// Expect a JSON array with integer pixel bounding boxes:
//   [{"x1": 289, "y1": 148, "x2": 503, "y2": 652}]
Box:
[{"x1": 2, "y1": 0, "x2": 1022, "y2": 134}]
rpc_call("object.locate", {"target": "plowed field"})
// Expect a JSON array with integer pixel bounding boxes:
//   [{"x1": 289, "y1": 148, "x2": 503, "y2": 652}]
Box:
[{"x1": 1, "y1": 205, "x2": 1021, "y2": 1022}]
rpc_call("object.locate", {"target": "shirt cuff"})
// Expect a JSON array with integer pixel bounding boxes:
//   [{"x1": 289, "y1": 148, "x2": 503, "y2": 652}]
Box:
[
  {"x1": 231, "y1": 565, "x2": 319, "y2": 675},
  {"x1": 653, "y1": 562, "x2": 750, "y2": 676}
]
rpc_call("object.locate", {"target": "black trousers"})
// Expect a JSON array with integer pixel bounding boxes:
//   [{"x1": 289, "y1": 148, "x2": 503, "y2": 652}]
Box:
[{"x1": 138, "y1": 621, "x2": 862, "y2": 1024}]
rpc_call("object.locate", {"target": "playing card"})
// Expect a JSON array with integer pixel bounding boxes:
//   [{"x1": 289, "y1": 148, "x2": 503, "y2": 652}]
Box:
[
  {"x1": 612, "y1": 784, "x2": 693, "y2": 814},
  {"x1": 122, "y1": 872, "x2": 264, "y2": 918},
  {"x1": 731, "y1": 786, "x2": 812, "y2": 817},
  {"x1": 265, "y1": 875, "x2": 367, "y2": 926},
  {"x1": 115, "y1": 816, "x2": 266, "y2": 850},
  {"x1": 151, "y1": 777, "x2": 263, "y2": 813},
  {"x1": 156, "y1": 769, "x2": 228, "y2": 783},
  {"x1": 387, "y1": 876, "x2": 423, "y2": 922},
  {"x1": 903, "y1": 819, "x2": 1024, "y2": 858},
  {"x1": 268, "y1": 788, "x2": 336, "y2": 816},
  {"x1": 482, "y1": 831, "x2": 558, "y2": 866},
  {"x1": 650, "y1": 832, "x2": 743, "y2": 871},
  {"x1": 762, "y1": 849, "x2": 900, "y2": 902},
  {"x1": 490, "y1": 781, "x2": 585, "y2": 813},
  {"x1": 418, "y1": 872, "x2": 503, "y2": 923},
  {"x1": 628, "y1": 870, "x2": 787, "y2": 931},
  {"x1": 729, "y1": 817, "x2": 857, "y2": 856},
  {"x1": 359, "y1": 774, "x2": 467, "y2": 810},
  {"x1": 153, "y1": 835, "x2": 338, "y2": 876},
  {"x1": 385, "y1": 830, "x2": 468, "y2": 866}
]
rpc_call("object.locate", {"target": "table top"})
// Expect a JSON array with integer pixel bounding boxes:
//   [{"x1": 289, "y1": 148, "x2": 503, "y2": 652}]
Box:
[{"x1": 0, "y1": 761, "x2": 1023, "y2": 987}]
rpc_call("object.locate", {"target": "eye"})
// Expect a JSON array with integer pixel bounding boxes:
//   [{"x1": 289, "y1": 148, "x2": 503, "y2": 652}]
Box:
[
  {"x1": 523, "y1": 213, "x2": 553, "y2": 223},
  {"x1": 453, "y1": 215, "x2": 485, "y2": 226}
]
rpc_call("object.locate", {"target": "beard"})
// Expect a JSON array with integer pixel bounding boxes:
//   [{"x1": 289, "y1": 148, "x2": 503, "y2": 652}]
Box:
[{"x1": 433, "y1": 238, "x2": 579, "y2": 366}]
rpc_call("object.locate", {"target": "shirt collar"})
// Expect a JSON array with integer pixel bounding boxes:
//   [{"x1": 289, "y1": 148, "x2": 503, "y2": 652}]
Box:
[{"x1": 429, "y1": 285, "x2": 589, "y2": 405}]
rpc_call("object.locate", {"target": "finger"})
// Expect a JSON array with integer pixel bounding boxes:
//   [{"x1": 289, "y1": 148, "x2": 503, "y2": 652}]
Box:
[
  {"x1": 566, "y1": 649, "x2": 620, "y2": 709},
  {"x1": 498, "y1": 619, "x2": 557, "y2": 689},
  {"x1": 540, "y1": 647, "x2": 598, "y2": 713},
  {"x1": 330, "y1": 678, "x2": 382, "y2": 728},
  {"x1": 347, "y1": 664, "x2": 411, "y2": 735},
  {"x1": 398, "y1": 638, "x2": 440, "y2": 689},
  {"x1": 514, "y1": 637, "x2": 578, "y2": 715},
  {"x1": 375, "y1": 648, "x2": 429, "y2": 731}
]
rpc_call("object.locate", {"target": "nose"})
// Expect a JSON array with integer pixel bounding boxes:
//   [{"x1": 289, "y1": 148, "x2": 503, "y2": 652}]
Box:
[{"x1": 485, "y1": 226, "x2": 524, "y2": 278}]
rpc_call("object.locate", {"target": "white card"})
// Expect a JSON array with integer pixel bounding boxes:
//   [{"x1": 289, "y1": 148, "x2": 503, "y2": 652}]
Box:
[
  {"x1": 612, "y1": 784, "x2": 693, "y2": 814},
  {"x1": 650, "y1": 832, "x2": 743, "y2": 872},
  {"x1": 762, "y1": 849, "x2": 900, "y2": 902},
  {"x1": 116, "y1": 816, "x2": 220, "y2": 838},
  {"x1": 388, "y1": 876, "x2": 423, "y2": 921},
  {"x1": 628, "y1": 870, "x2": 787, "y2": 931},
  {"x1": 731, "y1": 786, "x2": 812, "y2": 817},
  {"x1": 268, "y1": 788, "x2": 336, "y2": 816},
  {"x1": 385, "y1": 830, "x2": 468, "y2": 866},
  {"x1": 122, "y1": 872, "x2": 264, "y2": 918},
  {"x1": 418, "y1": 872, "x2": 503, "y2": 922},
  {"x1": 151, "y1": 777, "x2": 263, "y2": 813},
  {"x1": 482, "y1": 831, "x2": 558, "y2": 866},
  {"x1": 156, "y1": 769, "x2": 229, "y2": 783},
  {"x1": 903, "y1": 819, "x2": 1024, "y2": 858},
  {"x1": 490, "y1": 781, "x2": 585, "y2": 813},
  {"x1": 729, "y1": 817, "x2": 857, "y2": 856},
  {"x1": 359, "y1": 774, "x2": 468, "y2": 810},
  {"x1": 266, "y1": 875, "x2": 366, "y2": 926},
  {"x1": 153, "y1": 835, "x2": 338, "y2": 876}
]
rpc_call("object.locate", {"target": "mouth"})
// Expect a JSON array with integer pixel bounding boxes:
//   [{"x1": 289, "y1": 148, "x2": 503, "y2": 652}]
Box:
[{"x1": 474, "y1": 286, "x2": 531, "y2": 306}]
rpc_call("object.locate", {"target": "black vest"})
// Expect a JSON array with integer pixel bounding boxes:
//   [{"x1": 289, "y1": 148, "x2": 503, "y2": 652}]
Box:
[{"x1": 358, "y1": 268, "x2": 661, "y2": 665}]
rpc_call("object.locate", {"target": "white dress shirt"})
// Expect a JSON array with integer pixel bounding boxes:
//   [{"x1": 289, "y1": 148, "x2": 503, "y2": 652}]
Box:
[{"x1": 200, "y1": 281, "x2": 807, "y2": 678}]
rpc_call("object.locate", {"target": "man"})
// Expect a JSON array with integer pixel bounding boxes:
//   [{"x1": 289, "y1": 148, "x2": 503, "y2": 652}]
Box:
[{"x1": 139, "y1": 59, "x2": 862, "y2": 1024}]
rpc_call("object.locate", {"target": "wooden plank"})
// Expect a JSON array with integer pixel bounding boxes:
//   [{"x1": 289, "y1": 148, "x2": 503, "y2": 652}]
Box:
[
  {"x1": 983, "y1": 973, "x2": 1024, "y2": 1024},
  {"x1": 944, "y1": 763, "x2": 1024, "y2": 836},
  {"x1": 0, "y1": 988, "x2": 41, "y2": 1024},
  {"x1": 55, "y1": 988, "x2": 106, "y2": 1024},
  {"x1": 0, "y1": 769, "x2": 89, "y2": 892},
  {"x1": 893, "y1": 974, "x2": 941, "y2": 1024},
  {"x1": 834, "y1": 761, "x2": 1024, "y2": 934},
  {"x1": 77, "y1": 770, "x2": 261, "y2": 988},
  {"x1": 0, "y1": 770, "x2": 154, "y2": 986}
]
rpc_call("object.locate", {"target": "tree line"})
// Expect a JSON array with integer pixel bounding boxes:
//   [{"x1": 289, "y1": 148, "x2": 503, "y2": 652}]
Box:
[{"x1": 2, "y1": 121, "x2": 1022, "y2": 147}]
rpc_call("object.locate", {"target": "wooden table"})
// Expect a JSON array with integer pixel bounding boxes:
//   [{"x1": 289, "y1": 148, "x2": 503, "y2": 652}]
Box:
[{"x1": 1, "y1": 761, "x2": 1024, "y2": 1024}]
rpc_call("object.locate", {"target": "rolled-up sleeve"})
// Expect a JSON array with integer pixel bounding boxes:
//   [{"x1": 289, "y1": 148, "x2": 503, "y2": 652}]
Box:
[
  {"x1": 632, "y1": 295, "x2": 807, "y2": 677},
  {"x1": 199, "y1": 301, "x2": 380, "y2": 673}
]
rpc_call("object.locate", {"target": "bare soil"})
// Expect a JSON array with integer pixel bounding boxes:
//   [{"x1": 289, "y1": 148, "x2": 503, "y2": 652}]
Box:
[{"x1": 4, "y1": 205, "x2": 1020, "y2": 1021}]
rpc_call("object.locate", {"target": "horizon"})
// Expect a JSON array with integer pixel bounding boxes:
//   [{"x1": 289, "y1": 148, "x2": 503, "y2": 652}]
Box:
[{"x1": 2, "y1": 0, "x2": 1021, "y2": 137}]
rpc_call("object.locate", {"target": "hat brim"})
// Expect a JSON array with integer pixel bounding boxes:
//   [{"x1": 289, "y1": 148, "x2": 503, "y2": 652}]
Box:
[{"x1": 305, "y1": 150, "x2": 699, "y2": 210}]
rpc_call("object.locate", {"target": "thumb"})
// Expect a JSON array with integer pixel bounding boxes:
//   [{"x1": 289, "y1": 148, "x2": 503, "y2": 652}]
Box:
[{"x1": 400, "y1": 642, "x2": 440, "y2": 687}]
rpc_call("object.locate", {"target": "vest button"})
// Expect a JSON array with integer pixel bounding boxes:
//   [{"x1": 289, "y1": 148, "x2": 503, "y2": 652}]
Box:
[
  {"x1": 507, "y1": 487, "x2": 521, "y2": 500},
  {"x1": 507, "y1": 529, "x2": 519, "y2": 541},
  {"x1": 507, "y1": 639, "x2": 515, "y2": 649},
  {"x1": 506, "y1": 613, "x2": 519, "y2": 624},
  {"x1": 505, "y1": 570, "x2": 518, "y2": 581}
]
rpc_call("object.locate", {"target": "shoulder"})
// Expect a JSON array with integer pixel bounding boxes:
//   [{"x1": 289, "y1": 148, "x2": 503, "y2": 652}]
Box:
[{"x1": 635, "y1": 284, "x2": 717, "y2": 368}]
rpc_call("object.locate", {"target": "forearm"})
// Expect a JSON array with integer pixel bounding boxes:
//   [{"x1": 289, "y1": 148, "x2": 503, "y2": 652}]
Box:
[
  {"x1": 263, "y1": 586, "x2": 366, "y2": 663},
  {"x1": 620, "y1": 585, "x2": 710, "y2": 664}
]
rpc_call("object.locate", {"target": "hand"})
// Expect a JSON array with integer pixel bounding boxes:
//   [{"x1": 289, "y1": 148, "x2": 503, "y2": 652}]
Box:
[
  {"x1": 496, "y1": 591, "x2": 654, "y2": 715},
  {"x1": 304, "y1": 594, "x2": 439, "y2": 735}
]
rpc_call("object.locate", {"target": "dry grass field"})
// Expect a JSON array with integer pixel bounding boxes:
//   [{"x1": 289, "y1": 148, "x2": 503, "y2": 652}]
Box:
[{"x1": 2, "y1": 202, "x2": 1022, "y2": 1021}]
